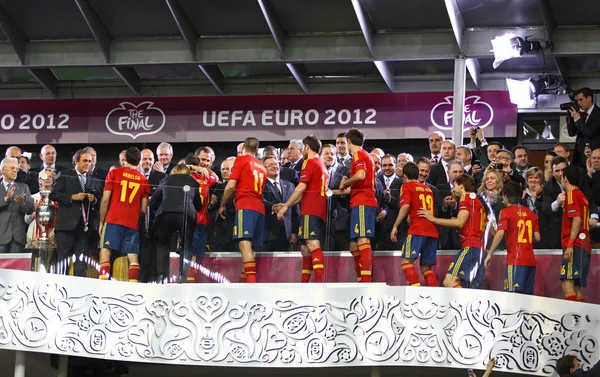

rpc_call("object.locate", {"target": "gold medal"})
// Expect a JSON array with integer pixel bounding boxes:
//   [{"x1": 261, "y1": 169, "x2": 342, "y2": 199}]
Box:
[{"x1": 84, "y1": 226, "x2": 88, "y2": 232}]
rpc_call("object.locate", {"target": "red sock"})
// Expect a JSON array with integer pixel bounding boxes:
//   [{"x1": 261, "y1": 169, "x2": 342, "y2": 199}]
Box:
[
  {"x1": 351, "y1": 250, "x2": 361, "y2": 282},
  {"x1": 565, "y1": 292, "x2": 577, "y2": 301},
  {"x1": 239, "y1": 271, "x2": 247, "y2": 283},
  {"x1": 577, "y1": 296, "x2": 585, "y2": 302},
  {"x1": 301, "y1": 255, "x2": 313, "y2": 283},
  {"x1": 453, "y1": 284, "x2": 462, "y2": 288},
  {"x1": 358, "y1": 243, "x2": 372, "y2": 283},
  {"x1": 311, "y1": 248, "x2": 325, "y2": 282},
  {"x1": 99, "y1": 261, "x2": 111, "y2": 280},
  {"x1": 243, "y1": 261, "x2": 256, "y2": 283},
  {"x1": 187, "y1": 265, "x2": 197, "y2": 283},
  {"x1": 128, "y1": 263, "x2": 140, "y2": 283},
  {"x1": 423, "y1": 269, "x2": 438, "y2": 287},
  {"x1": 401, "y1": 263, "x2": 420, "y2": 286}
]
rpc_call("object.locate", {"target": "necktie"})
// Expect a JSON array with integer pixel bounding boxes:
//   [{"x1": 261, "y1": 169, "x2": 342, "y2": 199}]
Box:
[
  {"x1": 433, "y1": 155, "x2": 439, "y2": 164},
  {"x1": 274, "y1": 181, "x2": 281, "y2": 196},
  {"x1": 80, "y1": 173, "x2": 86, "y2": 191},
  {"x1": 385, "y1": 177, "x2": 391, "y2": 189},
  {"x1": 338, "y1": 157, "x2": 344, "y2": 164}
]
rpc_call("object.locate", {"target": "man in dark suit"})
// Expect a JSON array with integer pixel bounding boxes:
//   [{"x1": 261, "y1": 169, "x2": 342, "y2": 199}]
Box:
[
  {"x1": 541, "y1": 156, "x2": 568, "y2": 249},
  {"x1": 263, "y1": 146, "x2": 298, "y2": 185},
  {"x1": 262, "y1": 156, "x2": 298, "y2": 251},
  {"x1": 321, "y1": 144, "x2": 350, "y2": 251},
  {"x1": 29, "y1": 144, "x2": 69, "y2": 194},
  {"x1": 0, "y1": 157, "x2": 34, "y2": 253},
  {"x1": 210, "y1": 157, "x2": 236, "y2": 252},
  {"x1": 416, "y1": 157, "x2": 439, "y2": 211},
  {"x1": 335, "y1": 133, "x2": 353, "y2": 168},
  {"x1": 137, "y1": 149, "x2": 166, "y2": 282},
  {"x1": 436, "y1": 161, "x2": 464, "y2": 250},
  {"x1": 49, "y1": 150, "x2": 102, "y2": 276},
  {"x1": 568, "y1": 87, "x2": 600, "y2": 168},
  {"x1": 284, "y1": 139, "x2": 304, "y2": 175},
  {"x1": 154, "y1": 142, "x2": 176, "y2": 175},
  {"x1": 427, "y1": 139, "x2": 456, "y2": 186},
  {"x1": 376, "y1": 154, "x2": 404, "y2": 251}
]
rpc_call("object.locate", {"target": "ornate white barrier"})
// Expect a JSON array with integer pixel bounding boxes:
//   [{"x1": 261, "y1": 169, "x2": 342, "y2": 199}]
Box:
[{"x1": 0, "y1": 268, "x2": 597, "y2": 375}]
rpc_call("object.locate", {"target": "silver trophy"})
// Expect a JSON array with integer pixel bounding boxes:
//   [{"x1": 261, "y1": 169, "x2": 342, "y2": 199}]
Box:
[
  {"x1": 31, "y1": 190, "x2": 57, "y2": 273},
  {"x1": 35, "y1": 190, "x2": 56, "y2": 241}
]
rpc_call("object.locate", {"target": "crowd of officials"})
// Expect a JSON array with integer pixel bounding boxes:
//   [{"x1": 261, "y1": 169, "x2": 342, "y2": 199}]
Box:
[{"x1": 0, "y1": 88, "x2": 599, "y2": 300}]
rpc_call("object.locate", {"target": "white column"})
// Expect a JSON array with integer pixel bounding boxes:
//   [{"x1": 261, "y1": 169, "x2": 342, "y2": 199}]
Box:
[
  {"x1": 452, "y1": 57, "x2": 467, "y2": 145},
  {"x1": 14, "y1": 351, "x2": 25, "y2": 377}
]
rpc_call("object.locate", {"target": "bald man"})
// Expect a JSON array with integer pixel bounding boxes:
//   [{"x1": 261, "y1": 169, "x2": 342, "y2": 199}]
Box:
[{"x1": 29, "y1": 144, "x2": 68, "y2": 194}]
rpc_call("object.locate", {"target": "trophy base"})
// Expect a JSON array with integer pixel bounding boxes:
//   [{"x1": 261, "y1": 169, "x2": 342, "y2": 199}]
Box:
[{"x1": 30, "y1": 242, "x2": 57, "y2": 273}]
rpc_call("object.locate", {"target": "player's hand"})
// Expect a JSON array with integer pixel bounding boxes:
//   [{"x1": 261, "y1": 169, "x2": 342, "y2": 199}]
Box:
[
  {"x1": 417, "y1": 208, "x2": 433, "y2": 221},
  {"x1": 210, "y1": 194, "x2": 218, "y2": 206},
  {"x1": 443, "y1": 195, "x2": 456, "y2": 209},
  {"x1": 277, "y1": 205, "x2": 288, "y2": 221},
  {"x1": 484, "y1": 254, "x2": 492, "y2": 269},
  {"x1": 557, "y1": 192, "x2": 566, "y2": 206},
  {"x1": 564, "y1": 247, "x2": 574, "y2": 262},
  {"x1": 585, "y1": 145, "x2": 592, "y2": 158},
  {"x1": 590, "y1": 218, "x2": 598, "y2": 229},
  {"x1": 587, "y1": 156, "x2": 594, "y2": 176},
  {"x1": 376, "y1": 209, "x2": 386, "y2": 222},
  {"x1": 486, "y1": 357, "x2": 496, "y2": 372},
  {"x1": 339, "y1": 176, "x2": 348, "y2": 191},
  {"x1": 13, "y1": 194, "x2": 25, "y2": 206},
  {"x1": 195, "y1": 166, "x2": 209, "y2": 176},
  {"x1": 153, "y1": 161, "x2": 165, "y2": 173},
  {"x1": 71, "y1": 193, "x2": 86, "y2": 201},
  {"x1": 272, "y1": 203, "x2": 283, "y2": 213},
  {"x1": 390, "y1": 227, "x2": 398, "y2": 243},
  {"x1": 218, "y1": 206, "x2": 227, "y2": 219}
]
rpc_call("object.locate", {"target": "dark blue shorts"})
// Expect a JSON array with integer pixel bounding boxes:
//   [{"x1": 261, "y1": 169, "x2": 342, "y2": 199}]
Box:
[
  {"x1": 560, "y1": 246, "x2": 590, "y2": 287},
  {"x1": 504, "y1": 265, "x2": 536, "y2": 294},
  {"x1": 193, "y1": 224, "x2": 208, "y2": 259},
  {"x1": 402, "y1": 234, "x2": 437, "y2": 265},
  {"x1": 233, "y1": 209, "x2": 264, "y2": 248},
  {"x1": 298, "y1": 215, "x2": 324, "y2": 241},
  {"x1": 350, "y1": 205, "x2": 377, "y2": 241},
  {"x1": 448, "y1": 247, "x2": 484, "y2": 283},
  {"x1": 100, "y1": 222, "x2": 140, "y2": 255}
]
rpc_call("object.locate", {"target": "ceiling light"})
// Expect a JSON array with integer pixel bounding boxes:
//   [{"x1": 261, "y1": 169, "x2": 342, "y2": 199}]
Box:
[{"x1": 491, "y1": 33, "x2": 543, "y2": 69}]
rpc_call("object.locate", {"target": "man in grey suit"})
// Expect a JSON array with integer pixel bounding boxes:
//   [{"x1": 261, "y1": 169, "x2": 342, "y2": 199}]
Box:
[
  {"x1": 262, "y1": 156, "x2": 298, "y2": 251},
  {"x1": 0, "y1": 157, "x2": 34, "y2": 253}
]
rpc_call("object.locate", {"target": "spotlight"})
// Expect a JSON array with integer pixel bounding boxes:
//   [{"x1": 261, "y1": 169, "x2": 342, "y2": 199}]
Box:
[{"x1": 491, "y1": 33, "x2": 544, "y2": 69}]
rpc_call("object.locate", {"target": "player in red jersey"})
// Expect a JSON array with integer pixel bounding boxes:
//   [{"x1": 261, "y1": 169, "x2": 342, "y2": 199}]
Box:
[
  {"x1": 219, "y1": 137, "x2": 266, "y2": 283},
  {"x1": 338, "y1": 128, "x2": 377, "y2": 283},
  {"x1": 559, "y1": 166, "x2": 595, "y2": 301},
  {"x1": 485, "y1": 181, "x2": 540, "y2": 294},
  {"x1": 184, "y1": 150, "x2": 219, "y2": 282},
  {"x1": 98, "y1": 147, "x2": 150, "y2": 282},
  {"x1": 391, "y1": 162, "x2": 439, "y2": 287},
  {"x1": 278, "y1": 135, "x2": 329, "y2": 282},
  {"x1": 417, "y1": 174, "x2": 487, "y2": 288}
]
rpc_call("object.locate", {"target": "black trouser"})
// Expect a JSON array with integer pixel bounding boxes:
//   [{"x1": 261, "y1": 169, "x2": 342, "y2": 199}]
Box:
[
  {"x1": 263, "y1": 226, "x2": 289, "y2": 252},
  {"x1": 155, "y1": 212, "x2": 195, "y2": 281},
  {"x1": 139, "y1": 228, "x2": 158, "y2": 283},
  {"x1": 55, "y1": 222, "x2": 90, "y2": 277}
]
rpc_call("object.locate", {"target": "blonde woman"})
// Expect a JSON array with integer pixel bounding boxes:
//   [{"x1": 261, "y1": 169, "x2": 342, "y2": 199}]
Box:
[
  {"x1": 478, "y1": 170, "x2": 505, "y2": 250},
  {"x1": 522, "y1": 167, "x2": 544, "y2": 215}
]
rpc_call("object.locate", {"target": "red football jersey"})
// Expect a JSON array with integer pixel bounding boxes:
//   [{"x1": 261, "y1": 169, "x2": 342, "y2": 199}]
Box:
[
  {"x1": 104, "y1": 167, "x2": 150, "y2": 230},
  {"x1": 458, "y1": 194, "x2": 487, "y2": 249},
  {"x1": 299, "y1": 157, "x2": 329, "y2": 221},
  {"x1": 399, "y1": 181, "x2": 439, "y2": 238},
  {"x1": 497, "y1": 205, "x2": 539, "y2": 266},
  {"x1": 561, "y1": 188, "x2": 591, "y2": 252},
  {"x1": 349, "y1": 149, "x2": 378, "y2": 209},
  {"x1": 229, "y1": 155, "x2": 267, "y2": 215},
  {"x1": 192, "y1": 172, "x2": 218, "y2": 225}
]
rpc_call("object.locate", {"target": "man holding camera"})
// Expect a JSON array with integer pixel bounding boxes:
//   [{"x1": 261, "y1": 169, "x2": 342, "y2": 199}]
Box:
[{"x1": 567, "y1": 87, "x2": 600, "y2": 168}]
